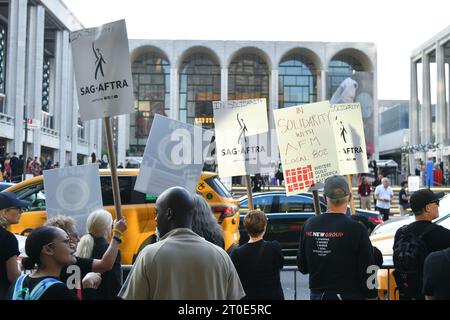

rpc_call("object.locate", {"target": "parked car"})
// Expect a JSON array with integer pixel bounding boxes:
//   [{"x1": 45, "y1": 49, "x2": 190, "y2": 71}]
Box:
[
  {"x1": 370, "y1": 192, "x2": 450, "y2": 299},
  {"x1": 3, "y1": 169, "x2": 240, "y2": 265},
  {"x1": 238, "y1": 191, "x2": 383, "y2": 264},
  {"x1": 0, "y1": 182, "x2": 14, "y2": 192}
]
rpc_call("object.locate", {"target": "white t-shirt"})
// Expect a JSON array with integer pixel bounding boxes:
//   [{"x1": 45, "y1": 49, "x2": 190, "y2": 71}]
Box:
[{"x1": 374, "y1": 185, "x2": 394, "y2": 209}]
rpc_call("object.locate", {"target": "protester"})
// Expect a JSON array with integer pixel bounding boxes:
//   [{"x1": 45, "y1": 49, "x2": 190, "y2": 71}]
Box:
[
  {"x1": 190, "y1": 194, "x2": 225, "y2": 249},
  {"x1": 398, "y1": 181, "x2": 410, "y2": 216},
  {"x1": 374, "y1": 177, "x2": 393, "y2": 221},
  {"x1": 231, "y1": 210, "x2": 284, "y2": 300},
  {"x1": 297, "y1": 175, "x2": 378, "y2": 300},
  {"x1": 7, "y1": 226, "x2": 101, "y2": 300},
  {"x1": 119, "y1": 186, "x2": 245, "y2": 300},
  {"x1": 45, "y1": 214, "x2": 126, "y2": 297},
  {"x1": 393, "y1": 189, "x2": 450, "y2": 300},
  {"x1": 357, "y1": 176, "x2": 372, "y2": 210},
  {"x1": 0, "y1": 192, "x2": 29, "y2": 299},
  {"x1": 30, "y1": 157, "x2": 41, "y2": 177},
  {"x1": 423, "y1": 247, "x2": 450, "y2": 299},
  {"x1": 76, "y1": 209, "x2": 122, "y2": 300},
  {"x1": 10, "y1": 153, "x2": 19, "y2": 182},
  {"x1": 4, "y1": 155, "x2": 11, "y2": 182}
]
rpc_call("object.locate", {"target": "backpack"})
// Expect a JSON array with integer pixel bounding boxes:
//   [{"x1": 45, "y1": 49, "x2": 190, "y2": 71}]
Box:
[
  {"x1": 393, "y1": 223, "x2": 437, "y2": 300},
  {"x1": 12, "y1": 274, "x2": 63, "y2": 300}
]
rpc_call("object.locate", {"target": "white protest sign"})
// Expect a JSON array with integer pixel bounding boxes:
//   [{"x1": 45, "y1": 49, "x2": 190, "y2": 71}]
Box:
[
  {"x1": 273, "y1": 101, "x2": 340, "y2": 196},
  {"x1": 408, "y1": 176, "x2": 420, "y2": 192},
  {"x1": 70, "y1": 19, "x2": 134, "y2": 121},
  {"x1": 330, "y1": 103, "x2": 369, "y2": 175},
  {"x1": 135, "y1": 114, "x2": 206, "y2": 196},
  {"x1": 43, "y1": 164, "x2": 103, "y2": 235},
  {"x1": 213, "y1": 98, "x2": 270, "y2": 177}
]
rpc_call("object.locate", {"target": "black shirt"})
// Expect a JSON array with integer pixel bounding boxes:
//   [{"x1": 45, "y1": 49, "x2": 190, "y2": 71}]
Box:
[
  {"x1": 91, "y1": 237, "x2": 122, "y2": 300},
  {"x1": 394, "y1": 221, "x2": 450, "y2": 254},
  {"x1": 297, "y1": 213, "x2": 378, "y2": 299},
  {"x1": 399, "y1": 188, "x2": 409, "y2": 207},
  {"x1": 0, "y1": 227, "x2": 19, "y2": 299},
  {"x1": 423, "y1": 247, "x2": 450, "y2": 299},
  {"x1": 7, "y1": 276, "x2": 78, "y2": 300},
  {"x1": 230, "y1": 240, "x2": 284, "y2": 300}
]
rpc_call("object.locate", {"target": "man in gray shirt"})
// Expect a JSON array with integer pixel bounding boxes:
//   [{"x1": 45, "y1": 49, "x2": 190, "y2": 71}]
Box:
[{"x1": 119, "y1": 186, "x2": 245, "y2": 300}]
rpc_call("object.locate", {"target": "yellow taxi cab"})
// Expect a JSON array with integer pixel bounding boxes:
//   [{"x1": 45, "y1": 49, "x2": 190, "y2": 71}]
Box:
[{"x1": 3, "y1": 169, "x2": 240, "y2": 265}]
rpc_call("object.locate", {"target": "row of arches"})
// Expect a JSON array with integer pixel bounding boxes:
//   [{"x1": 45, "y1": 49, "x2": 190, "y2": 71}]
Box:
[{"x1": 129, "y1": 47, "x2": 372, "y2": 155}]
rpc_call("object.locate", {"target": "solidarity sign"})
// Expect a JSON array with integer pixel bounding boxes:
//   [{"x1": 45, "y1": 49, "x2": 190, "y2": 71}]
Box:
[{"x1": 273, "y1": 101, "x2": 368, "y2": 196}]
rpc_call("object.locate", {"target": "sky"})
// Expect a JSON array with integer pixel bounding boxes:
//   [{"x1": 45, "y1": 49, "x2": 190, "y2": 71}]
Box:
[{"x1": 62, "y1": 0, "x2": 450, "y2": 101}]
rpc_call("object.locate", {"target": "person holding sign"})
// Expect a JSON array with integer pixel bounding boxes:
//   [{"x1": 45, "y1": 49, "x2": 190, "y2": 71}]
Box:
[
  {"x1": 45, "y1": 215, "x2": 126, "y2": 297},
  {"x1": 119, "y1": 186, "x2": 244, "y2": 300},
  {"x1": 297, "y1": 175, "x2": 378, "y2": 300}
]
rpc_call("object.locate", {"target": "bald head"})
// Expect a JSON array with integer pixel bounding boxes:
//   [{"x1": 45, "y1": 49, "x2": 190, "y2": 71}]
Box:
[{"x1": 156, "y1": 187, "x2": 195, "y2": 238}]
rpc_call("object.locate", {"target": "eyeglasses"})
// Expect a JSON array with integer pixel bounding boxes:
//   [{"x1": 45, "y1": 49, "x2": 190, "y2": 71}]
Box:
[
  {"x1": 7, "y1": 207, "x2": 24, "y2": 212},
  {"x1": 47, "y1": 238, "x2": 71, "y2": 247}
]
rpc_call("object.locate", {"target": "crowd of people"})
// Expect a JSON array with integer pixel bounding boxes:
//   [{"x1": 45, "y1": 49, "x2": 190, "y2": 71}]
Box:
[
  {"x1": 1, "y1": 173, "x2": 450, "y2": 300},
  {"x1": 0, "y1": 153, "x2": 59, "y2": 183}
]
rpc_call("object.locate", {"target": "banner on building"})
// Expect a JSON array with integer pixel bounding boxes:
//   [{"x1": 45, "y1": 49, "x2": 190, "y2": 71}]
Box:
[
  {"x1": 135, "y1": 114, "x2": 206, "y2": 196},
  {"x1": 408, "y1": 176, "x2": 420, "y2": 192},
  {"x1": 273, "y1": 101, "x2": 340, "y2": 196},
  {"x1": 330, "y1": 103, "x2": 369, "y2": 175},
  {"x1": 43, "y1": 164, "x2": 103, "y2": 235},
  {"x1": 213, "y1": 98, "x2": 270, "y2": 177},
  {"x1": 70, "y1": 19, "x2": 134, "y2": 121}
]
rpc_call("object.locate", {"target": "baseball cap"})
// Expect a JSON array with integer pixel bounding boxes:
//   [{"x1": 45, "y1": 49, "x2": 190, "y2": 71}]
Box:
[
  {"x1": 0, "y1": 192, "x2": 30, "y2": 210},
  {"x1": 410, "y1": 189, "x2": 444, "y2": 214},
  {"x1": 324, "y1": 175, "x2": 350, "y2": 199}
]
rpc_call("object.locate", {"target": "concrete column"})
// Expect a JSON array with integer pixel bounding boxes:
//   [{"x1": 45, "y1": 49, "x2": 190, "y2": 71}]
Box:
[
  {"x1": 97, "y1": 119, "x2": 102, "y2": 158},
  {"x1": 320, "y1": 69, "x2": 327, "y2": 101},
  {"x1": 26, "y1": 4, "x2": 45, "y2": 160},
  {"x1": 117, "y1": 114, "x2": 126, "y2": 166},
  {"x1": 436, "y1": 43, "x2": 447, "y2": 146},
  {"x1": 71, "y1": 79, "x2": 78, "y2": 166},
  {"x1": 6, "y1": 0, "x2": 28, "y2": 153},
  {"x1": 220, "y1": 68, "x2": 228, "y2": 101},
  {"x1": 410, "y1": 59, "x2": 419, "y2": 174},
  {"x1": 269, "y1": 69, "x2": 278, "y2": 129},
  {"x1": 422, "y1": 52, "x2": 432, "y2": 145},
  {"x1": 169, "y1": 68, "x2": 179, "y2": 120},
  {"x1": 54, "y1": 30, "x2": 70, "y2": 167}
]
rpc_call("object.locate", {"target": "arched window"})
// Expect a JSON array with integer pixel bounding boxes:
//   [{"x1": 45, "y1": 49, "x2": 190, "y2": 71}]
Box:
[
  {"x1": 279, "y1": 53, "x2": 317, "y2": 107},
  {"x1": 130, "y1": 52, "x2": 170, "y2": 156},
  {"x1": 179, "y1": 52, "x2": 220, "y2": 129},
  {"x1": 327, "y1": 54, "x2": 364, "y2": 98},
  {"x1": 228, "y1": 53, "x2": 269, "y2": 106}
]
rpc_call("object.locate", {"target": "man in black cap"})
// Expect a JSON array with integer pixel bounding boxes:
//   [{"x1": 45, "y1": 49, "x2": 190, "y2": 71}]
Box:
[
  {"x1": 0, "y1": 192, "x2": 29, "y2": 299},
  {"x1": 393, "y1": 189, "x2": 450, "y2": 299},
  {"x1": 297, "y1": 175, "x2": 378, "y2": 300}
]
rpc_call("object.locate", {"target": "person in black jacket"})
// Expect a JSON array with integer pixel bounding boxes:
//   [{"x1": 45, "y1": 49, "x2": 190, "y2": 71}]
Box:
[
  {"x1": 297, "y1": 175, "x2": 378, "y2": 300},
  {"x1": 76, "y1": 209, "x2": 122, "y2": 299},
  {"x1": 230, "y1": 210, "x2": 284, "y2": 300}
]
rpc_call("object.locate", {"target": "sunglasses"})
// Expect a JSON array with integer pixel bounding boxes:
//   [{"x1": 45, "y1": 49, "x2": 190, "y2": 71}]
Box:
[{"x1": 47, "y1": 238, "x2": 71, "y2": 247}]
